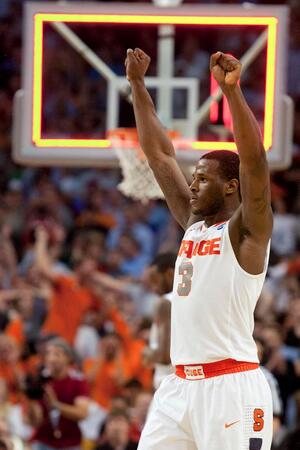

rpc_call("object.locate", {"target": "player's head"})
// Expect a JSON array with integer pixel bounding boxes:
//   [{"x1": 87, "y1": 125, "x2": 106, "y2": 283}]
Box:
[
  {"x1": 146, "y1": 252, "x2": 177, "y2": 295},
  {"x1": 190, "y1": 150, "x2": 240, "y2": 216}
]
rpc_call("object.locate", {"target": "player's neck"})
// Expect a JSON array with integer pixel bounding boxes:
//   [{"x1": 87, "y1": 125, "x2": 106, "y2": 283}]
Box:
[
  {"x1": 203, "y1": 203, "x2": 239, "y2": 228},
  {"x1": 189, "y1": 206, "x2": 237, "y2": 229},
  {"x1": 203, "y1": 213, "x2": 231, "y2": 228}
]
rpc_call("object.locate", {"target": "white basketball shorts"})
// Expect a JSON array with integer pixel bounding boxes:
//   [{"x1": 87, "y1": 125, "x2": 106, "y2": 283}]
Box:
[{"x1": 138, "y1": 367, "x2": 273, "y2": 450}]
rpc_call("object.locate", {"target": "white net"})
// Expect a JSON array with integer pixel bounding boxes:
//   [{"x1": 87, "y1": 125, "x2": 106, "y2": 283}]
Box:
[{"x1": 109, "y1": 129, "x2": 165, "y2": 203}]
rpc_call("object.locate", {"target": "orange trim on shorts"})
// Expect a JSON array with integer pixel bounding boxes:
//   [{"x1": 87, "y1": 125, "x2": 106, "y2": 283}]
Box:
[{"x1": 175, "y1": 359, "x2": 259, "y2": 380}]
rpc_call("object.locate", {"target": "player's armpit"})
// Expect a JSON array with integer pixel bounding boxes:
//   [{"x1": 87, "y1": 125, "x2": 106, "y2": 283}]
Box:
[{"x1": 148, "y1": 154, "x2": 191, "y2": 229}]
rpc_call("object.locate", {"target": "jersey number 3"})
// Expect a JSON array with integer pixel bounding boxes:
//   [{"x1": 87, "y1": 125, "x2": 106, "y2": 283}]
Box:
[{"x1": 177, "y1": 261, "x2": 193, "y2": 296}]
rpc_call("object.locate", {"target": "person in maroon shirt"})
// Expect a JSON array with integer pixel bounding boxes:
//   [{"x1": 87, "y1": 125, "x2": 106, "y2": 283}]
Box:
[{"x1": 27, "y1": 338, "x2": 89, "y2": 450}]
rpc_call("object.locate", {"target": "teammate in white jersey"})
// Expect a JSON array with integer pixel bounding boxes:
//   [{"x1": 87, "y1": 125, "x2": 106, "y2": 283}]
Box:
[
  {"x1": 143, "y1": 253, "x2": 177, "y2": 389},
  {"x1": 125, "y1": 48, "x2": 273, "y2": 450}
]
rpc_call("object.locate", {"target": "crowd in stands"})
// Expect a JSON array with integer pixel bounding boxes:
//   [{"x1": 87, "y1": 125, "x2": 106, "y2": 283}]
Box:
[{"x1": 0, "y1": 0, "x2": 300, "y2": 449}]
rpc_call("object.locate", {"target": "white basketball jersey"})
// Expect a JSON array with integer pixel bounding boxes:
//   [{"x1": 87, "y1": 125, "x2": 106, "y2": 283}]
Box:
[
  {"x1": 171, "y1": 220, "x2": 269, "y2": 365},
  {"x1": 149, "y1": 292, "x2": 173, "y2": 351},
  {"x1": 149, "y1": 292, "x2": 173, "y2": 389}
]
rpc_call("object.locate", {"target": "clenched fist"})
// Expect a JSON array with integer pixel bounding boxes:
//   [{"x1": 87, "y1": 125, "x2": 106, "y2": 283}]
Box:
[
  {"x1": 210, "y1": 52, "x2": 242, "y2": 91},
  {"x1": 125, "y1": 48, "x2": 151, "y2": 82}
]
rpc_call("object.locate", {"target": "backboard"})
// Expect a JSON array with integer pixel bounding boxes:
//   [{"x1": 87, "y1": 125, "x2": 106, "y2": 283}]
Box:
[{"x1": 13, "y1": 2, "x2": 293, "y2": 169}]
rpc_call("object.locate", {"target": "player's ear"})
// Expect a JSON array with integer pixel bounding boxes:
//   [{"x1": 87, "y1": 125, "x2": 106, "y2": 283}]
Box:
[{"x1": 225, "y1": 179, "x2": 239, "y2": 195}]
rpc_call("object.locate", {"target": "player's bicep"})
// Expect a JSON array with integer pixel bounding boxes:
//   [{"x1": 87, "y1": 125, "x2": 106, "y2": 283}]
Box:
[
  {"x1": 148, "y1": 155, "x2": 191, "y2": 229},
  {"x1": 239, "y1": 162, "x2": 273, "y2": 239},
  {"x1": 156, "y1": 300, "x2": 171, "y2": 365},
  {"x1": 156, "y1": 298, "x2": 171, "y2": 323}
]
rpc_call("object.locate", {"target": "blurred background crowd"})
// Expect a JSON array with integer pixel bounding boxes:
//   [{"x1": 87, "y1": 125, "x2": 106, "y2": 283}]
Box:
[{"x1": 0, "y1": 0, "x2": 300, "y2": 449}]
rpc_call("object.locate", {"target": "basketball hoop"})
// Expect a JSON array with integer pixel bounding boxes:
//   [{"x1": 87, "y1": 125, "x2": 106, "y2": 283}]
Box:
[{"x1": 108, "y1": 128, "x2": 165, "y2": 203}]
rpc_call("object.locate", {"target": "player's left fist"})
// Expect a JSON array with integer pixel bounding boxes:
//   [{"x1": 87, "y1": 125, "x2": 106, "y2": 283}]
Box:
[{"x1": 210, "y1": 52, "x2": 242, "y2": 90}]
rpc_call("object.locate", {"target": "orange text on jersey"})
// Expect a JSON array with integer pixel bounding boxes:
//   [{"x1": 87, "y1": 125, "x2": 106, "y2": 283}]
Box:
[{"x1": 178, "y1": 238, "x2": 221, "y2": 259}]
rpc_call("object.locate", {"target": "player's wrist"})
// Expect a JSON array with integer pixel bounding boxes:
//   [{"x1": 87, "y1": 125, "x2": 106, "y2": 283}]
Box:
[
  {"x1": 221, "y1": 83, "x2": 240, "y2": 98},
  {"x1": 129, "y1": 77, "x2": 145, "y2": 86}
]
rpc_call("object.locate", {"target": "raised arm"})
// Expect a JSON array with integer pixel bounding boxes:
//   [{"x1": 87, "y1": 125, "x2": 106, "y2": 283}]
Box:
[
  {"x1": 125, "y1": 48, "x2": 191, "y2": 229},
  {"x1": 34, "y1": 227, "x2": 58, "y2": 283},
  {"x1": 210, "y1": 52, "x2": 273, "y2": 273}
]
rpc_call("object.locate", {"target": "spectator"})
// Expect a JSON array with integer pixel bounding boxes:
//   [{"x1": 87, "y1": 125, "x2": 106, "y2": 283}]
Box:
[
  {"x1": 34, "y1": 226, "x2": 101, "y2": 344},
  {"x1": 76, "y1": 183, "x2": 116, "y2": 231},
  {"x1": 28, "y1": 338, "x2": 89, "y2": 450},
  {"x1": 0, "y1": 378, "x2": 32, "y2": 442},
  {"x1": 96, "y1": 410, "x2": 137, "y2": 450},
  {"x1": 277, "y1": 391, "x2": 300, "y2": 450},
  {"x1": 0, "y1": 335, "x2": 24, "y2": 403},
  {"x1": 283, "y1": 298, "x2": 300, "y2": 351},
  {"x1": 83, "y1": 332, "x2": 132, "y2": 410},
  {"x1": 271, "y1": 197, "x2": 299, "y2": 257},
  {"x1": 260, "y1": 325, "x2": 299, "y2": 417},
  {"x1": 256, "y1": 338, "x2": 283, "y2": 443},
  {"x1": 129, "y1": 391, "x2": 152, "y2": 444}
]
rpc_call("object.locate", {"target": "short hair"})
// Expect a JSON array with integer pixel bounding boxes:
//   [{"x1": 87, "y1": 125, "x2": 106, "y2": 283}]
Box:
[
  {"x1": 107, "y1": 408, "x2": 130, "y2": 422},
  {"x1": 151, "y1": 252, "x2": 177, "y2": 272},
  {"x1": 47, "y1": 337, "x2": 74, "y2": 362},
  {"x1": 200, "y1": 150, "x2": 240, "y2": 183}
]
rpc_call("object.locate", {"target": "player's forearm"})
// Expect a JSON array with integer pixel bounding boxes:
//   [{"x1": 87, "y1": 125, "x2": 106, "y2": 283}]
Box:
[
  {"x1": 130, "y1": 78, "x2": 175, "y2": 160},
  {"x1": 224, "y1": 85, "x2": 266, "y2": 167}
]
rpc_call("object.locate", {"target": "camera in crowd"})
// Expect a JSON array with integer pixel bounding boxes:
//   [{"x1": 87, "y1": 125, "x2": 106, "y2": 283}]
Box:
[{"x1": 23, "y1": 368, "x2": 52, "y2": 400}]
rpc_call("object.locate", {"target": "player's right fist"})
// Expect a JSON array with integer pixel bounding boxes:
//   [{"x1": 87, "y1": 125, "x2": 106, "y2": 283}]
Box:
[{"x1": 125, "y1": 48, "x2": 150, "y2": 81}]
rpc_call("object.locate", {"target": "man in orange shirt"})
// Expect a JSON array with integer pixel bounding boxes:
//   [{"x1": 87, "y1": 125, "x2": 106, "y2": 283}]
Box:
[
  {"x1": 35, "y1": 227, "x2": 100, "y2": 345},
  {"x1": 83, "y1": 332, "x2": 132, "y2": 410}
]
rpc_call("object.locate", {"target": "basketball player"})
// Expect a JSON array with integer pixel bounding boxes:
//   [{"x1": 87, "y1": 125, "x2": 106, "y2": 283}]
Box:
[
  {"x1": 125, "y1": 48, "x2": 273, "y2": 450},
  {"x1": 143, "y1": 253, "x2": 177, "y2": 389}
]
